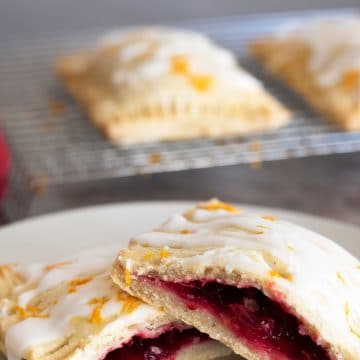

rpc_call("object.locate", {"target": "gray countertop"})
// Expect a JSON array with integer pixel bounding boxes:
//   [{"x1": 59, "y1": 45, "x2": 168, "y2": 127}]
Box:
[
  {"x1": 1, "y1": 0, "x2": 359, "y2": 42},
  {"x1": 28, "y1": 152, "x2": 360, "y2": 226}
]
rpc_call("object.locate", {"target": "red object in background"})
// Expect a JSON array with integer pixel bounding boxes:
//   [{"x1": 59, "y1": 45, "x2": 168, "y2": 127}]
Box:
[{"x1": 0, "y1": 129, "x2": 11, "y2": 201}]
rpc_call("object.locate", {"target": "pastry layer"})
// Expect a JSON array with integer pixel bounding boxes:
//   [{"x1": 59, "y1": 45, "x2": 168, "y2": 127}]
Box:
[
  {"x1": 113, "y1": 199, "x2": 360, "y2": 360},
  {"x1": 0, "y1": 246, "x2": 232, "y2": 360},
  {"x1": 251, "y1": 16, "x2": 360, "y2": 130},
  {"x1": 0, "y1": 264, "x2": 24, "y2": 299},
  {"x1": 57, "y1": 27, "x2": 289, "y2": 144}
]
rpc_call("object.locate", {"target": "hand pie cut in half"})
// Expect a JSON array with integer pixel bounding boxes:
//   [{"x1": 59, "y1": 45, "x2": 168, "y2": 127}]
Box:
[
  {"x1": 0, "y1": 247, "x2": 235, "y2": 360},
  {"x1": 56, "y1": 27, "x2": 289, "y2": 144},
  {"x1": 251, "y1": 16, "x2": 360, "y2": 130},
  {"x1": 113, "y1": 199, "x2": 360, "y2": 360}
]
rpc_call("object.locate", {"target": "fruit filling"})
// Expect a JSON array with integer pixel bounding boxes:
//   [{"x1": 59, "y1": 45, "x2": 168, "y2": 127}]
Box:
[
  {"x1": 105, "y1": 327, "x2": 210, "y2": 360},
  {"x1": 145, "y1": 279, "x2": 330, "y2": 360}
]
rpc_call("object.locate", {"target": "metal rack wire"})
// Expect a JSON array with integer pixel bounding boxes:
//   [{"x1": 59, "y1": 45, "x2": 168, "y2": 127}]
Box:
[{"x1": 1, "y1": 9, "x2": 360, "y2": 218}]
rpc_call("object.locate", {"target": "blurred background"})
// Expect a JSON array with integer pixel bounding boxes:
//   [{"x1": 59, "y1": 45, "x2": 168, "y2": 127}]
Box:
[
  {"x1": 1, "y1": 0, "x2": 360, "y2": 41},
  {"x1": 1, "y1": 0, "x2": 360, "y2": 224}
]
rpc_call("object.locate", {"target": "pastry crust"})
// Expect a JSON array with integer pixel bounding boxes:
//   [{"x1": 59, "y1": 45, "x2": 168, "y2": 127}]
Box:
[
  {"x1": 56, "y1": 27, "x2": 289, "y2": 144},
  {"x1": 250, "y1": 17, "x2": 360, "y2": 130},
  {"x1": 0, "y1": 246, "x2": 233, "y2": 360},
  {"x1": 113, "y1": 199, "x2": 360, "y2": 360},
  {"x1": 0, "y1": 264, "x2": 24, "y2": 299}
]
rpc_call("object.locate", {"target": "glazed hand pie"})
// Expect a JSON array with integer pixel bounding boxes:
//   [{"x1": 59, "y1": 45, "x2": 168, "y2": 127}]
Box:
[
  {"x1": 251, "y1": 16, "x2": 360, "y2": 130},
  {"x1": 113, "y1": 199, "x2": 360, "y2": 360},
  {"x1": 56, "y1": 27, "x2": 289, "y2": 144},
  {"x1": 0, "y1": 247, "x2": 234, "y2": 360}
]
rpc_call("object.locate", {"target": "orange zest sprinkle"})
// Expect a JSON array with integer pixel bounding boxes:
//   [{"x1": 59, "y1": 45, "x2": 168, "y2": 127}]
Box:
[
  {"x1": 356, "y1": 264, "x2": 360, "y2": 269},
  {"x1": 159, "y1": 248, "x2": 170, "y2": 258},
  {"x1": 199, "y1": 200, "x2": 238, "y2": 213},
  {"x1": 189, "y1": 74, "x2": 213, "y2": 92},
  {"x1": 117, "y1": 291, "x2": 129, "y2": 302},
  {"x1": 90, "y1": 306, "x2": 103, "y2": 324},
  {"x1": 336, "y1": 271, "x2": 346, "y2": 284},
  {"x1": 89, "y1": 297, "x2": 109, "y2": 325},
  {"x1": 180, "y1": 229, "x2": 191, "y2": 234},
  {"x1": 340, "y1": 70, "x2": 360, "y2": 90},
  {"x1": 26, "y1": 305, "x2": 40, "y2": 314},
  {"x1": 121, "y1": 296, "x2": 141, "y2": 315},
  {"x1": 262, "y1": 215, "x2": 278, "y2": 222},
  {"x1": 12, "y1": 305, "x2": 49, "y2": 320},
  {"x1": 257, "y1": 225, "x2": 269, "y2": 230},
  {"x1": 69, "y1": 277, "x2": 92, "y2": 287},
  {"x1": 68, "y1": 277, "x2": 93, "y2": 293},
  {"x1": 345, "y1": 303, "x2": 360, "y2": 339},
  {"x1": 269, "y1": 269, "x2": 293, "y2": 281},
  {"x1": 125, "y1": 268, "x2": 132, "y2": 287},
  {"x1": 27, "y1": 305, "x2": 49, "y2": 319},
  {"x1": 142, "y1": 252, "x2": 154, "y2": 260},
  {"x1": 43, "y1": 261, "x2": 73, "y2": 272},
  {"x1": 287, "y1": 245, "x2": 295, "y2": 251},
  {"x1": 255, "y1": 231, "x2": 264, "y2": 235},
  {"x1": 13, "y1": 306, "x2": 26, "y2": 320},
  {"x1": 171, "y1": 55, "x2": 189, "y2": 74},
  {"x1": 88, "y1": 296, "x2": 109, "y2": 306}
]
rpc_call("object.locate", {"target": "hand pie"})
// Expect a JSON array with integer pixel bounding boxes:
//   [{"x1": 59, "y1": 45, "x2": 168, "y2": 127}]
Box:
[
  {"x1": 251, "y1": 16, "x2": 360, "y2": 130},
  {"x1": 113, "y1": 199, "x2": 360, "y2": 360},
  {"x1": 56, "y1": 27, "x2": 289, "y2": 144},
  {"x1": 0, "y1": 247, "x2": 234, "y2": 360}
]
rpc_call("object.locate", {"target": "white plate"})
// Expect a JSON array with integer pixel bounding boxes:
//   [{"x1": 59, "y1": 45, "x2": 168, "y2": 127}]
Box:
[{"x1": 0, "y1": 201, "x2": 359, "y2": 264}]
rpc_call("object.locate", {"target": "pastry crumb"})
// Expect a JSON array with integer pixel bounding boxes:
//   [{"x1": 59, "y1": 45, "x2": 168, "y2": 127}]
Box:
[
  {"x1": 249, "y1": 141, "x2": 262, "y2": 152},
  {"x1": 30, "y1": 175, "x2": 51, "y2": 195},
  {"x1": 262, "y1": 215, "x2": 278, "y2": 222},
  {"x1": 250, "y1": 159, "x2": 262, "y2": 169},
  {"x1": 148, "y1": 153, "x2": 162, "y2": 164},
  {"x1": 48, "y1": 97, "x2": 66, "y2": 116},
  {"x1": 125, "y1": 267, "x2": 132, "y2": 287}
]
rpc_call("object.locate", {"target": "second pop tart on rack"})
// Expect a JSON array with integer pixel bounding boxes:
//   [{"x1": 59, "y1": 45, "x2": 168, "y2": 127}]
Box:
[{"x1": 56, "y1": 27, "x2": 290, "y2": 144}]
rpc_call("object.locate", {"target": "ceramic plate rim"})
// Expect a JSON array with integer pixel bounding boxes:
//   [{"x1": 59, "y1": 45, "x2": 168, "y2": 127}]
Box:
[{"x1": 0, "y1": 201, "x2": 359, "y2": 263}]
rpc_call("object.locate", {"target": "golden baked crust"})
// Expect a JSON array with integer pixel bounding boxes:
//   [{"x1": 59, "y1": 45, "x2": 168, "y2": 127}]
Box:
[
  {"x1": 0, "y1": 264, "x2": 24, "y2": 300},
  {"x1": 56, "y1": 27, "x2": 289, "y2": 144},
  {"x1": 250, "y1": 18, "x2": 360, "y2": 130}
]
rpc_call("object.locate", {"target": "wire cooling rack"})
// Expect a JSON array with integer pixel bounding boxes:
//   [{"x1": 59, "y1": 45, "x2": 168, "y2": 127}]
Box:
[{"x1": 1, "y1": 8, "x2": 360, "y2": 195}]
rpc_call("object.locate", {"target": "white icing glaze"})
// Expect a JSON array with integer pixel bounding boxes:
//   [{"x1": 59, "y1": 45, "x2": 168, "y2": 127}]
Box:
[
  {"x1": 1, "y1": 246, "x2": 163, "y2": 360},
  {"x1": 98, "y1": 27, "x2": 261, "y2": 90},
  {"x1": 130, "y1": 201, "x2": 360, "y2": 357},
  {"x1": 14, "y1": 246, "x2": 118, "y2": 307},
  {"x1": 282, "y1": 16, "x2": 360, "y2": 86}
]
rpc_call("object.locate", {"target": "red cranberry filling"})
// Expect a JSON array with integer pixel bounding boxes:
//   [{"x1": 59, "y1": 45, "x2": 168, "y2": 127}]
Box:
[
  {"x1": 146, "y1": 279, "x2": 330, "y2": 360},
  {"x1": 105, "y1": 328, "x2": 210, "y2": 360}
]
